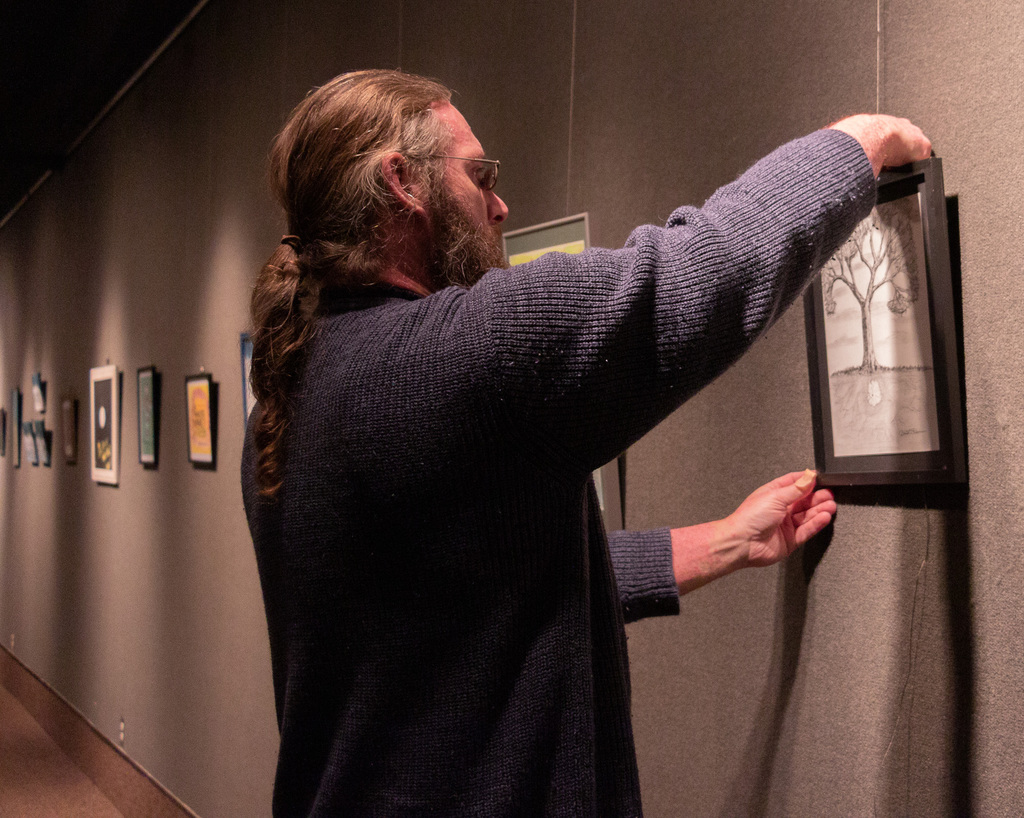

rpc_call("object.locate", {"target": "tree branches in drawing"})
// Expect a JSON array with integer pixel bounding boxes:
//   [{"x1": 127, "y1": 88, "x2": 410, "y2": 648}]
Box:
[{"x1": 821, "y1": 201, "x2": 920, "y2": 372}]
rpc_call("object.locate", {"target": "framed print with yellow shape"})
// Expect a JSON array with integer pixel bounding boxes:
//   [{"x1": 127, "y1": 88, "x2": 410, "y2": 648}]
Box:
[
  {"x1": 90, "y1": 364, "x2": 120, "y2": 485},
  {"x1": 185, "y1": 373, "x2": 217, "y2": 469}
]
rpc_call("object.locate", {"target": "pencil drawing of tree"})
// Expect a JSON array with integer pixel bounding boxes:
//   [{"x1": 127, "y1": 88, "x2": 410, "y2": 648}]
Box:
[{"x1": 821, "y1": 200, "x2": 920, "y2": 373}]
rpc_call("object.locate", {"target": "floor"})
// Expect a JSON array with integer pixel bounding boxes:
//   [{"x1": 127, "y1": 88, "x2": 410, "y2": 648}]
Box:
[{"x1": 0, "y1": 682, "x2": 123, "y2": 818}]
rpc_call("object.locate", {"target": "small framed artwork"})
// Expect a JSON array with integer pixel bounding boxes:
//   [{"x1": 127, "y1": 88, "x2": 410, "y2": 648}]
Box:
[
  {"x1": 33, "y1": 420, "x2": 51, "y2": 467},
  {"x1": 185, "y1": 372, "x2": 217, "y2": 468},
  {"x1": 61, "y1": 398, "x2": 78, "y2": 464},
  {"x1": 137, "y1": 367, "x2": 160, "y2": 467},
  {"x1": 804, "y1": 158, "x2": 966, "y2": 485},
  {"x1": 31, "y1": 372, "x2": 46, "y2": 413},
  {"x1": 10, "y1": 388, "x2": 21, "y2": 468},
  {"x1": 504, "y1": 215, "x2": 623, "y2": 510},
  {"x1": 593, "y1": 454, "x2": 627, "y2": 532},
  {"x1": 240, "y1": 333, "x2": 256, "y2": 428},
  {"x1": 503, "y1": 212, "x2": 590, "y2": 267},
  {"x1": 23, "y1": 422, "x2": 38, "y2": 466},
  {"x1": 90, "y1": 365, "x2": 120, "y2": 485}
]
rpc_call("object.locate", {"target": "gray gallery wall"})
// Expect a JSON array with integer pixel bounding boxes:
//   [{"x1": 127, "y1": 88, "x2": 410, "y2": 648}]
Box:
[{"x1": 0, "y1": 0, "x2": 1021, "y2": 815}]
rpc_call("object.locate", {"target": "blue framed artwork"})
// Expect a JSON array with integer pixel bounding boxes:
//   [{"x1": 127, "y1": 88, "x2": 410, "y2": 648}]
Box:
[{"x1": 240, "y1": 333, "x2": 256, "y2": 429}]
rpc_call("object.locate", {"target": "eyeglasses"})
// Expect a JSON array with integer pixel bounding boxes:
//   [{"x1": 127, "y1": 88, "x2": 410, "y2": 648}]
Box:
[{"x1": 428, "y1": 155, "x2": 500, "y2": 191}]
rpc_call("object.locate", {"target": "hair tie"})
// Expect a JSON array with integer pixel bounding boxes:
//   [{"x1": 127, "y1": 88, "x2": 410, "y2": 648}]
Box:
[{"x1": 281, "y1": 235, "x2": 303, "y2": 253}]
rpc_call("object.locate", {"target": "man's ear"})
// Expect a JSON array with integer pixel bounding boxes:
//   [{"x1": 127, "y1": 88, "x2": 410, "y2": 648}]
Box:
[{"x1": 381, "y1": 152, "x2": 425, "y2": 214}]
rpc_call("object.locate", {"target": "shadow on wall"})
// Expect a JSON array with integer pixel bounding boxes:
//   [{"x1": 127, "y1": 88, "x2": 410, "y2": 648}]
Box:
[
  {"x1": 841, "y1": 484, "x2": 972, "y2": 816},
  {"x1": 718, "y1": 482, "x2": 972, "y2": 817},
  {"x1": 719, "y1": 524, "x2": 832, "y2": 816}
]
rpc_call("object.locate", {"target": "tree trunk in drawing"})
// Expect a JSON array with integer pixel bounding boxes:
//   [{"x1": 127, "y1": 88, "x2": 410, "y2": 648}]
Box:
[
  {"x1": 859, "y1": 291, "x2": 877, "y2": 371},
  {"x1": 821, "y1": 200, "x2": 919, "y2": 373}
]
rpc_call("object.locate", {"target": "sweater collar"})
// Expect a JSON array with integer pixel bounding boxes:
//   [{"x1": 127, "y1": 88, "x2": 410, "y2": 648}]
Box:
[{"x1": 319, "y1": 283, "x2": 425, "y2": 314}]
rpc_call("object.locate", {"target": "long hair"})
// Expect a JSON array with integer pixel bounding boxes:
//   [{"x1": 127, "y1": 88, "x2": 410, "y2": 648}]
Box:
[{"x1": 250, "y1": 70, "x2": 452, "y2": 498}]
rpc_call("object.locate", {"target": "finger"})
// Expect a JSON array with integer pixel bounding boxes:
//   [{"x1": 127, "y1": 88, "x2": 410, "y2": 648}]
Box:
[
  {"x1": 764, "y1": 471, "x2": 805, "y2": 490},
  {"x1": 810, "y1": 487, "x2": 835, "y2": 504},
  {"x1": 792, "y1": 497, "x2": 837, "y2": 527},
  {"x1": 775, "y1": 468, "x2": 818, "y2": 507},
  {"x1": 892, "y1": 119, "x2": 932, "y2": 165},
  {"x1": 796, "y1": 488, "x2": 835, "y2": 513},
  {"x1": 794, "y1": 508, "x2": 836, "y2": 544}
]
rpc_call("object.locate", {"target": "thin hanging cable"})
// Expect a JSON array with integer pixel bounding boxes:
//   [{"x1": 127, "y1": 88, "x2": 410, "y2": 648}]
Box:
[
  {"x1": 397, "y1": 1, "x2": 403, "y2": 71},
  {"x1": 566, "y1": 0, "x2": 578, "y2": 216},
  {"x1": 877, "y1": 0, "x2": 883, "y2": 113},
  {"x1": 873, "y1": 491, "x2": 931, "y2": 816}
]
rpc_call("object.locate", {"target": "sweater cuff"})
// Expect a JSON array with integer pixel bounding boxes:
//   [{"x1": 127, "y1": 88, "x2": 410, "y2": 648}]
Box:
[{"x1": 607, "y1": 528, "x2": 680, "y2": 623}]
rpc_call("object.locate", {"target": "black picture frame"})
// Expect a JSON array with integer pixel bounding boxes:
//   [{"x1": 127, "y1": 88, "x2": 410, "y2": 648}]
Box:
[
  {"x1": 33, "y1": 420, "x2": 51, "y2": 467},
  {"x1": 804, "y1": 158, "x2": 966, "y2": 486},
  {"x1": 10, "y1": 388, "x2": 21, "y2": 468},
  {"x1": 137, "y1": 366, "x2": 160, "y2": 468},
  {"x1": 240, "y1": 333, "x2": 256, "y2": 429},
  {"x1": 185, "y1": 372, "x2": 217, "y2": 470},
  {"x1": 23, "y1": 422, "x2": 39, "y2": 466},
  {"x1": 90, "y1": 365, "x2": 121, "y2": 485}
]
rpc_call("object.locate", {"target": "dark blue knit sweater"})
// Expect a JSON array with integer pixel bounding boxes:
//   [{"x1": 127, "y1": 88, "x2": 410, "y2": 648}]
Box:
[{"x1": 241, "y1": 129, "x2": 875, "y2": 817}]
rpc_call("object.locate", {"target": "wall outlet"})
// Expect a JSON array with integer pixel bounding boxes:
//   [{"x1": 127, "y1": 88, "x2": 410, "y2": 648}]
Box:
[{"x1": 119, "y1": 718, "x2": 126, "y2": 747}]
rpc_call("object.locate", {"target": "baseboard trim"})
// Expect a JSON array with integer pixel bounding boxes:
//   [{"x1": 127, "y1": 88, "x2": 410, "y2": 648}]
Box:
[{"x1": 0, "y1": 645, "x2": 199, "y2": 818}]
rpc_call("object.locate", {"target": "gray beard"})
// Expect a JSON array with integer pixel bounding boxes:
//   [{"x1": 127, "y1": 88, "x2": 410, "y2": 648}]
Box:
[{"x1": 427, "y1": 184, "x2": 509, "y2": 289}]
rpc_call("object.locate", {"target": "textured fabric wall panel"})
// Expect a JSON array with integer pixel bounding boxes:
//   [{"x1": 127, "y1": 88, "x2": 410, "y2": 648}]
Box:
[
  {"x1": 605, "y1": 0, "x2": 1022, "y2": 814},
  {"x1": 566, "y1": 0, "x2": 938, "y2": 815},
  {"x1": 570, "y1": 0, "x2": 875, "y2": 251},
  {"x1": 401, "y1": 0, "x2": 576, "y2": 233},
  {"x1": 883, "y1": 0, "x2": 1024, "y2": 814}
]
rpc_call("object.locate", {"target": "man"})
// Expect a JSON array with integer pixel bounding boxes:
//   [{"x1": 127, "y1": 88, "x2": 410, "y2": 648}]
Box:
[{"x1": 242, "y1": 70, "x2": 930, "y2": 816}]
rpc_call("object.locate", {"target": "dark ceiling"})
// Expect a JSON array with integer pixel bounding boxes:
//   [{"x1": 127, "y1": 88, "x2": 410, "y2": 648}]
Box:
[{"x1": 0, "y1": 1, "x2": 201, "y2": 226}]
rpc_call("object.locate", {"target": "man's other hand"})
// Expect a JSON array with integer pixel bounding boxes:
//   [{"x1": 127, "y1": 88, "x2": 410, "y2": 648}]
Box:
[{"x1": 830, "y1": 114, "x2": 932, "y2": 176}]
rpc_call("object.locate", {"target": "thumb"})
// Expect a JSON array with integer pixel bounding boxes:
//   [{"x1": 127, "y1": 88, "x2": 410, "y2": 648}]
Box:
[{"x1": 779, "y1": 469, "x2": 817, "y2": 504}]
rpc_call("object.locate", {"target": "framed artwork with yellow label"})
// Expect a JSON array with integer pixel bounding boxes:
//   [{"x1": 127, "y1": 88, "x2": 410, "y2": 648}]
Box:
[{"x1": 185, "y1": 373, "x2": 217, "y2": 469}]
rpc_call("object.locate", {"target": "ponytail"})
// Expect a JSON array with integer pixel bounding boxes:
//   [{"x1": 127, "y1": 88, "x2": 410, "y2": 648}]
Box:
[
  {"x1": 249, "y1": 240, "x2": 319, "y2": 498},
  {"x1": 249, "y1": 69, "x2": 453, "y2": 499}
]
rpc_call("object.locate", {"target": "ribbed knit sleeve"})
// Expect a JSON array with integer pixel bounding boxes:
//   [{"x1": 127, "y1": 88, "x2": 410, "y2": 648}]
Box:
[
  {"x1": 472, "y1": 128, "x2": 875, "y2": 478},
  {"x1": 607, "y1": 528, "x2": 679, "y2": 622}
]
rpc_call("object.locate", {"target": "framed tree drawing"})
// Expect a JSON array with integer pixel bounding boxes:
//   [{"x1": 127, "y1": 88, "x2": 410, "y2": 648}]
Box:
[
  {"x1": 90, "y1": 365, "x2": 120, "y2": 485},
  {"x1": 185, "y1": 372, "x2": 217, "y2": 468},
  {"x1": 804, "y1": 158, "x2": 966, "y2": 485}
]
